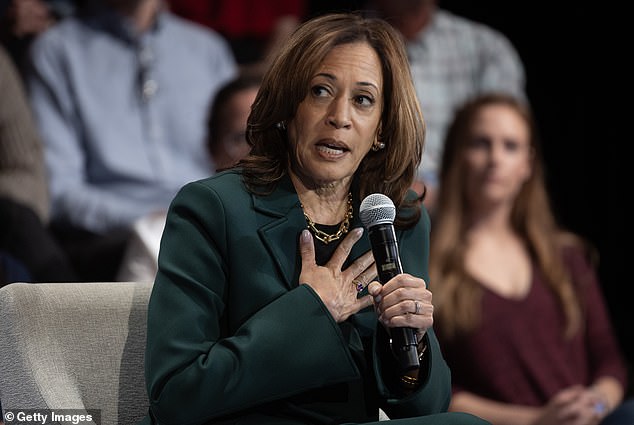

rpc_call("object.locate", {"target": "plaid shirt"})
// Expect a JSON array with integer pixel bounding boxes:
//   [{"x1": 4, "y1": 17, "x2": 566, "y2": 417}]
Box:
[{"x1": 408, "y1": 9, "x2": 526, "y2": 186}]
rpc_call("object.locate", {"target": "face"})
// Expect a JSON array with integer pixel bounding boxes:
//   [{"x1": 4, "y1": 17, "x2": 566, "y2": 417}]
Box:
[
  {"x1": 462, "y1": 104, "x2": 532, "y2": 208},
  {"x1": 214, "y1": 87, "x2": 258, "y2": 170},
  {"x1": 287, "y1": 42, "x2": 383, "y2": 190}
]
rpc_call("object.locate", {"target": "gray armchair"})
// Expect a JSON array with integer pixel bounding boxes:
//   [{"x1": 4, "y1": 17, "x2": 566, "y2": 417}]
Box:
[{"x1": 0, "y1": 282, "x2": 152, "y2": 425}]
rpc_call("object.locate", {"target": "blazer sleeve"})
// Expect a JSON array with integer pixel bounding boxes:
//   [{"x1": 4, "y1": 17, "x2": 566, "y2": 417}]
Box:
[
  {"x1": 373, "y1": 205, "x2": 453, "y2": 418},
  {"x1": 144, "y1": 181, "x2": 361, "y2": 425}
]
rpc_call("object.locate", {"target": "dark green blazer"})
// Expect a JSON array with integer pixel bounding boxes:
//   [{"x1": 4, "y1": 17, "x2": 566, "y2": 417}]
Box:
[{"x1": 142, "y1": 170, "x2": 488, "y2": 425}]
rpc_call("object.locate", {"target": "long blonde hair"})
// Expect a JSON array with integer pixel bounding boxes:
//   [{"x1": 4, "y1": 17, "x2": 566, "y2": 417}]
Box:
[{"x1": 430, "y1": 94, "x2": 583, "y2": 339}]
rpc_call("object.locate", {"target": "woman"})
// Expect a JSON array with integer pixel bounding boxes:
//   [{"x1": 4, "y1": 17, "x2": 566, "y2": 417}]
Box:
[
  {"x1": 141, "y1": 13, "x2": 487, "y2": 425},
  {"x1": 430, "y1": 94, "x2": 633, "y2": 425}
]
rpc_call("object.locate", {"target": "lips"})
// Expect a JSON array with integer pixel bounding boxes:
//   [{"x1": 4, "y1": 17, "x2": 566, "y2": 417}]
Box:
[{"x1": 315, "y1": 139, "x2": 349, "y2": 156}]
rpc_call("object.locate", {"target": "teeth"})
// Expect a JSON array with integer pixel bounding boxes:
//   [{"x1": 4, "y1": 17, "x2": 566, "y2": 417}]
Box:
[{"x1": 317, "y1": 145, "x2": 344, "y2": 155}]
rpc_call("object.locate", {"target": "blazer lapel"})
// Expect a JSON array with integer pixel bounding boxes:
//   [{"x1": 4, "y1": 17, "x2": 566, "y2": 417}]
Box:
[
  {"x1": 254, "y1": 177, "x2": 375, "y2": 289},
  {"x1": 254, "y1": 176, "x2": 305, "y2": 290}
]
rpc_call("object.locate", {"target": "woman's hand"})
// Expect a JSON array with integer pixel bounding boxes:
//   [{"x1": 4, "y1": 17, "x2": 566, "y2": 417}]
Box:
[
  {"x1": 532, "y1": 385, "x2": 605, "y2": 425},
  {"x1": 367, "y1": 274, "x2": 433, "y2": 339},
  {"x1": 299, "y1": 228, "x2": 375, "y2": 322}
]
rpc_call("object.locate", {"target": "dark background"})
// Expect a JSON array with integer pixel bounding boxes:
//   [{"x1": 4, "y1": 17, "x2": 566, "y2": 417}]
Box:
[
  {"x1": 311, "y1": 0, "x2": 631, "y2": 393},
  {"x1": 437, "y1": 0, "x2": 632, "y2": 393}
]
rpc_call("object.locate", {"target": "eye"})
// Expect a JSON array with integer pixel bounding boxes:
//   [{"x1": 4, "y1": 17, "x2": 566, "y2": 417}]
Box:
[
  {"x1": 503, "y1": 138, "x2": 520, "y2": 152},
  {"x1": 468, "y1": 136, "x2": 491, "y2": 148},
  {"x1": 311, "y1": 85, "x2": 330, "y2": 98},
  {"x1": 353, "y1": 94, "x2": 375, "y2": 107}
]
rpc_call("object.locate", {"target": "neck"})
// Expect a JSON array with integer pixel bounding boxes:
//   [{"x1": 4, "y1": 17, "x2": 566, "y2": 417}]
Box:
[
  {"x1": 290, "y1": 173, "x2": 351, "y2": 225},
  {"x1": 466, "y1": 201, "x2": 514, "y2": 236},
  {"x1": 114, "y1": 0, "x2": 161, "y2": 33}
]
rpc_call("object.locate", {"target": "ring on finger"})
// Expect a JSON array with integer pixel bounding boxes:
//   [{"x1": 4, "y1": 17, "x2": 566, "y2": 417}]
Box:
[
  {"x1": 414, "y1": 300, "x2": 421, "y2": 315},
  {"x1": 594, "y1": 401, "x2": 607, "y2": 417},
  {"x1": 353, "y1": 279, "x2": 365, "y2": 292}
]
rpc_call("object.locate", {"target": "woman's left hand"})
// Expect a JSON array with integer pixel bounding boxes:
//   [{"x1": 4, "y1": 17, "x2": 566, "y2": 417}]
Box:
[{"x1": 367, "y1": 275, "x2": 433, "y2": 338}]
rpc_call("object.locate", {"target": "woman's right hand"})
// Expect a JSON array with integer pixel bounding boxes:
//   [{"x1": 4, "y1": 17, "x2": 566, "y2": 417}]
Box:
[
  {"x1": 533, "y1": 386, "x2": 603, "y2": 425},
  {"x1": 299, "y1": 228, "x2": 375, "y2": 322}
]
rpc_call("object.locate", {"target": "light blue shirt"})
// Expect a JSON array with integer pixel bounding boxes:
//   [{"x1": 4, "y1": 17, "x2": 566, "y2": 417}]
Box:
[
  {"x1": 28, "y1": 8, "x2": 237, "y2": 234},
  {"x1": 407, "y1": 9, "x2": 526, "y2": 187}
]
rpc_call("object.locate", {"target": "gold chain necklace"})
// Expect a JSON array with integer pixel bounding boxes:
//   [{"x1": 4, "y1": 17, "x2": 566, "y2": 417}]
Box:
[{"x1": 303, "y1": 192, "x2": 353, "y2": 244}]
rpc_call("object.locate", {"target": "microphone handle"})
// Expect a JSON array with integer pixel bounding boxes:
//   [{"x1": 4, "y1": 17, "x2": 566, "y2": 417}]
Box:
[{"x1": 368, "y1": 224, "x2": 420, "y2": 372}]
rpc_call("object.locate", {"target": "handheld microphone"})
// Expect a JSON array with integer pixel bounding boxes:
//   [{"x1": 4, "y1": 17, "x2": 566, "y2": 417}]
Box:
[{"x1": 359, "y1": 193, "x2": 419, "y2": 372}]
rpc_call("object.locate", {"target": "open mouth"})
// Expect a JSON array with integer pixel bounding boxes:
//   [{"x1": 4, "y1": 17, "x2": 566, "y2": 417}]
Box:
[{"x1": 316, "y1": 141, "x2": 349, "y2": 156}]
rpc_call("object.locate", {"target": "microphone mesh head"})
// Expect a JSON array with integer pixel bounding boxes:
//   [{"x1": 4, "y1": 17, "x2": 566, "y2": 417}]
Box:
[{"x1": 359, "y1": 193, "x2": 396, "y2": 228}]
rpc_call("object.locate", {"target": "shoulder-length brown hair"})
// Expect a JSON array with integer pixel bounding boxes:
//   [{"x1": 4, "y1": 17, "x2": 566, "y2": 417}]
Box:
[
  {"x1": 238, "y1": 13, "x2": 425, "y2": 227},
  {"x1": 430, "y1": 93, "x2": 583, "y2": 339}
]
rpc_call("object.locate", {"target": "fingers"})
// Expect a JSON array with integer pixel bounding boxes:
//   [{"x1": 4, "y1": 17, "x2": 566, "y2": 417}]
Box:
[
  {"x1": 298, "y1": 228, "x2": 375, "y2": 322},
  {"x1": 356, "y1": 293, "x2": 374, "y2": 311},
  {"x1": 552, "y1": 386, "x2": 585, "y2": 407},
  {"x1": 549, "y1": 386, "x2": 597, "y2": 425},
  {"x1": 327, "y1": 227, "x2": 364, "y2": 269},
  {"x1": 381, "y1": 294, "x2": 433, "y2": 318},
  {"x1": 371, "y1": 274, "x2": 433, "y2": 330},
  {"x1": 381, "y1": 273, "x2": 427, "y2": 293},
  {"x1": 328, "y1": 227, "x2": 375, "y2": 293},
  {"x1": 349, "y1": 252, "x2": 376, "y2": 292},
  {"x1": 381, "y1": 301, "x2": 434, "y2": 329},
  {"x1": 299, "y1": 229, "x2": 316, "y2": 269},
  {"x1": 378, "y1": 274, "x2": 431, "y2": 308},
  {"x1": 367, "y1": 281, "x2": 382, "y2": 298}
]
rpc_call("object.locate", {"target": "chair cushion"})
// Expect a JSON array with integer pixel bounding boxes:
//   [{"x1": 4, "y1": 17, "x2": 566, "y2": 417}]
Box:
[{"x1": 0, "y1": 281, "x2": 152, "y2": 424}]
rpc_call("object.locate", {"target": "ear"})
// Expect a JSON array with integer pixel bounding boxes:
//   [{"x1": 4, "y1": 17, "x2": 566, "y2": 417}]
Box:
[{"x1": 375, "y1": 121, "x2": 382, "y2": 139}]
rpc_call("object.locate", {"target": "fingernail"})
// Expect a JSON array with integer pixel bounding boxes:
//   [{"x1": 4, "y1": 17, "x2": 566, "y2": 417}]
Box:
[
  {"x1": 301, "y1": 229, "x2": 311, "y2": 242},
  {"x1": 354, "y1": 227, "x2": 364, "y2": 237}
]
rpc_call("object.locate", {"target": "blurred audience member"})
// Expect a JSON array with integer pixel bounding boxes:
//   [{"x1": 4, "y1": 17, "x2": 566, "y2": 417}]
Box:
[
  {"x1": 117, "y1": 74, "x2": 259, "y2": 282},
  {"x1": 430, "y1": 93, "x2": 634, "y2": 425},
  {"x1": 369, "y1": 0, "x2": 525, "y2": 211},
  {"x1": 0, "y1": 0, "x2": 76, "y2": 74},
  {"x1": 207, "y1": 73, "x2": 261, "y2": 171},
  {"x1": 166, "y1": 0, "x2": 305, "y2": 73},
  {"x1": 0, "y1": 45, "x2": 77, "y2": 285},
  {"x1": 26, "y1": 0, "x2": 237, "y2": 281}
]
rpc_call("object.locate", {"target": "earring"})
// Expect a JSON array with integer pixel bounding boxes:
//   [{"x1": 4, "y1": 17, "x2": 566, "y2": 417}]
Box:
[
  {"x1": 276, "y1": 121, "x2": 286, "y2": 131},
  {"x1": 372, "y1": 141, "x2": 386, "y2": 151}
]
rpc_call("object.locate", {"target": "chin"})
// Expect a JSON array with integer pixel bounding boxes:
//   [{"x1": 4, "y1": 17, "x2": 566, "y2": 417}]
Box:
[{"x1": 307, "y1": 166, "x2": 352, "y2": 184}]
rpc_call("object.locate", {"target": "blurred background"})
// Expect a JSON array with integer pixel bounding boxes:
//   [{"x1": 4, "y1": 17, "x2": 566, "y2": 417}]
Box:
[{"x1": 439, "y1": 0, "x2": 632, "y2": 387}]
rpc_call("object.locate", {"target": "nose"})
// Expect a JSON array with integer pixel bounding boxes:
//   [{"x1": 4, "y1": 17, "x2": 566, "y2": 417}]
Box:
[
  {"x1": 488, "y1": 141, "x2": 504, "y2": 165},
  {"x1": 327, "y1": 97, "x2": 352, "y2": 129}
]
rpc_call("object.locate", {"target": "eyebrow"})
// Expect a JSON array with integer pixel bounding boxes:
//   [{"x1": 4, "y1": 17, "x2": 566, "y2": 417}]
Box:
[{"x1": 315, "y1": 72, "x2": 379, "y2": 91}]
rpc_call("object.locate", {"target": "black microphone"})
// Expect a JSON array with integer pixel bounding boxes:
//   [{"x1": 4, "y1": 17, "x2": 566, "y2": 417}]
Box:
[{"x1": 359, "y1": 193, "x2": 419, "y2": 372}]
